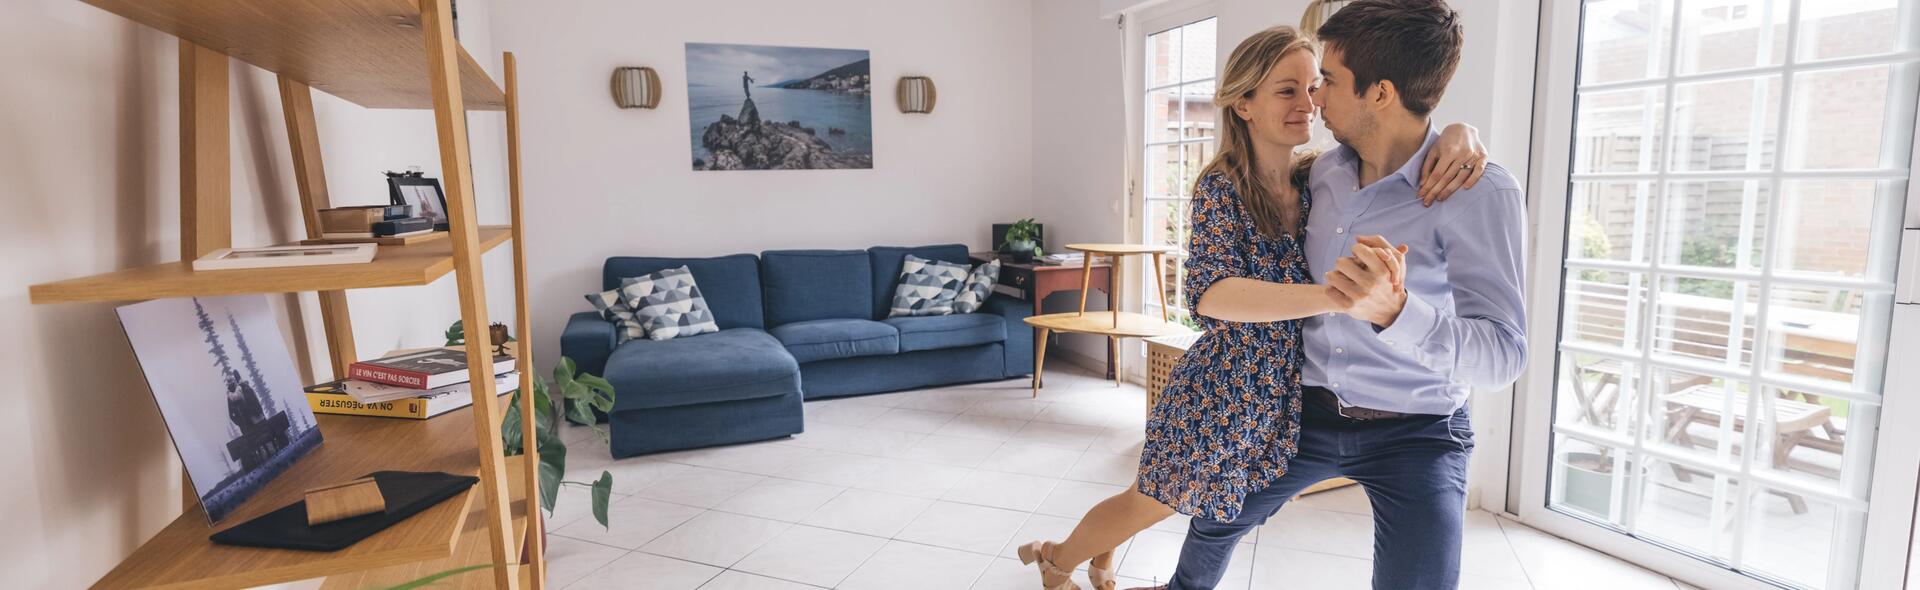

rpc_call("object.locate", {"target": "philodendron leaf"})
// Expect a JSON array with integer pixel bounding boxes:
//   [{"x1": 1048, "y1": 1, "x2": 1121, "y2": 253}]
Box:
[
  {"x1": 590, "y1": 471, "x2": 613, "y2": 528},
  {"x1": 537, "y1": 431, "x2": 566, "y2": 512},
  {"x1": 500, "y1": 391, "x2": 524, "y2": 455}
]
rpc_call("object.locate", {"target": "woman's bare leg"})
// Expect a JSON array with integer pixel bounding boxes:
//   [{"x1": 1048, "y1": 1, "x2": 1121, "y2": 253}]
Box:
[{"x1": 1047, "y1": 485, "x2": 1178, "y2": 570}]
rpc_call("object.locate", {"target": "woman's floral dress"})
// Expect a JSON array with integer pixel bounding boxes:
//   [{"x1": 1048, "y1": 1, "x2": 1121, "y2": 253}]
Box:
[{"x1": 1136, "y1": 171, "x2": 1312, "y2": 524}]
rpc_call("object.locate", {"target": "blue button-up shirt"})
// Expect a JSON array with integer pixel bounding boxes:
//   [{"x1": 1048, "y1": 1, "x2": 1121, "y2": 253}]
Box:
[{"x1": 1301, "y1": 128, "x2": 1529, "y2": 415}]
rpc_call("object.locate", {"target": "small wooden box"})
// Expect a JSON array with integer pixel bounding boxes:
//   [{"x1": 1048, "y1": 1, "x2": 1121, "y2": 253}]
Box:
[
  {"x1": 305, "y1": 477, "x2": 386, "y2": 526},
  {"x1": 1145, "y1": 333, "x2": 1201, "y2": 413}
]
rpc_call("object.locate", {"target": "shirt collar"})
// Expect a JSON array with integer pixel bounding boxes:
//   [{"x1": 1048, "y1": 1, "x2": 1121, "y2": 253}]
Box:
[
  {"x1": 1330, "y1": 125, "x2": 1442, "y2": 193},
  {"x1": 1390, "y1": 126, "x2": 1443, "y2": 191}
]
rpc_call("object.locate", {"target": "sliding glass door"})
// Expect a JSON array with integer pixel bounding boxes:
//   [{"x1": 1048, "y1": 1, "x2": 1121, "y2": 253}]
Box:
[{"x1": 1519, "y1": 1, "x2": 1920, "y2": 588}]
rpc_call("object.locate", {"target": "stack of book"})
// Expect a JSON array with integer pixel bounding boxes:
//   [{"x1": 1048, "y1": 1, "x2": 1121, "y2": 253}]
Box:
[
  {"x1": 1040, "y1": 252, "x2": 1086, "y2": 266},
  {"x1": 305, "y1": 349, "x2": 517, "y2": 419},
  {"x1": 318, "y1": 205, "x2": 435, "y2": 239}
]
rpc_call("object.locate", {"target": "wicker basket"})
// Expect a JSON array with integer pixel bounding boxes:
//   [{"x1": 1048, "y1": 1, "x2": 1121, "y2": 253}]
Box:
[{"x1": 1145, "y1": 332, "x2": 1202, "y2": 414}]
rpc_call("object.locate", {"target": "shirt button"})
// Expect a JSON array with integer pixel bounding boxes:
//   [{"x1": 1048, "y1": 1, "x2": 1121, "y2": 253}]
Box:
[
  {"x1": 1331, "y1": 382, "x2": 1341, "y2": 389},
  {"x1": 1335, "y1": 347, "x2": 1346, "y2": 354},
  {"x1": 1335, "y1": 227, "x2": 1346, "y2": 235},
  {"x1": 1384, "y1": 340, "x2": 1396, "y2": 346}
]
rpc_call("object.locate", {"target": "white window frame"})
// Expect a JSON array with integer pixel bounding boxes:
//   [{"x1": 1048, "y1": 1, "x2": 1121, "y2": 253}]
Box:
[
  {"x1": 1513, "y1": 1, "x2": 1920, "y2": 589},
  {"x1": 1121, "y1": 0, "x2": 1216, "y2": 382}
]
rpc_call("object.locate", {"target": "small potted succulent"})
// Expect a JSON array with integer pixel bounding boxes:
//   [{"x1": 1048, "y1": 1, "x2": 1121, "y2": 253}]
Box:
[{"x1": 1000, "y1": 218, "x2": 1044, "y2": 263}]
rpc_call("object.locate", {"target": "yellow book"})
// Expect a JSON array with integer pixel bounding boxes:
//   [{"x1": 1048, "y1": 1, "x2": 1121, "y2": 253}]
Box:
[{"x1": 307, "y1": 391, "x2": 434, "y2": 419}]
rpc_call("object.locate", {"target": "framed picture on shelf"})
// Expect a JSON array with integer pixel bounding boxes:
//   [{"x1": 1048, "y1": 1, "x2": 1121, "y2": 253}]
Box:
[
  {"x1": 387, "y1": 174, "x2": 449, "y2": 230},
  {"x1": 193, "y1": 243, "x2": 377, "y2": 271},
  {"x1": 115, "y1": 295, "x2": 323, "y2": 523}
]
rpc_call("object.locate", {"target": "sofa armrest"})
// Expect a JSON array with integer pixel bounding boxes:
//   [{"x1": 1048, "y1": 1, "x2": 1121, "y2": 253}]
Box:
[
  {"x1": 561, "y1": 311, "x2": 618, "y2": 378},
  {"x1": 980, "y1": 294, "x2": 1033, "y2": 377}
]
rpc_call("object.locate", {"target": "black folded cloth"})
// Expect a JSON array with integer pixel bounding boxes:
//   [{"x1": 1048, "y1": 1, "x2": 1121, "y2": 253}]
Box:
[{"x1": 210, "y1": 471, "x2": 479, "y2": 551}]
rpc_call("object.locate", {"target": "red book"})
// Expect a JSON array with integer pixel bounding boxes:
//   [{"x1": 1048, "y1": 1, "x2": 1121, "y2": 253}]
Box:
[{"x1": 348, "y1": 349, "x2": 516, "y2": 390}]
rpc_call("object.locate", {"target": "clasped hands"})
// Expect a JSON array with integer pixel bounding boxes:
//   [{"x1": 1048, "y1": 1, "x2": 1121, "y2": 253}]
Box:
[{"x1": 1325, "y1": 235, "x2": 1409, "y2": 328}]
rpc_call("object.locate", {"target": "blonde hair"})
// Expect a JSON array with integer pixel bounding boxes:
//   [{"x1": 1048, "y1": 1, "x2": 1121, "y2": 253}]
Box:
[
  {"x1": 1197, "y1": 25, "x2": 1318, "y2": 239},
  {"x1": 1300, "y1": 0, "x2": 1351, "y2": 38}
]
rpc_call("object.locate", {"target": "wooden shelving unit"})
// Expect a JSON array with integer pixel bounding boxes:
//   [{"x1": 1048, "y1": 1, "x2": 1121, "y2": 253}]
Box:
[{"x1": 36, "y1": 1, "x2": 545, "y2": 588}]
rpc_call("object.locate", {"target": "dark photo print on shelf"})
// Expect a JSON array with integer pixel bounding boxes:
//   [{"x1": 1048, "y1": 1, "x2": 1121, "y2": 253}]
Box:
[{"x1": 115, "y1": 295, "x2": 323, "y2": 524}]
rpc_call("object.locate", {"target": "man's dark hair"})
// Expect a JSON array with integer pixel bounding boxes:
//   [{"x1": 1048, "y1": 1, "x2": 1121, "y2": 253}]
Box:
[{"x1": 1314, "y1": 0, "x2": 1463, "y2": 117}]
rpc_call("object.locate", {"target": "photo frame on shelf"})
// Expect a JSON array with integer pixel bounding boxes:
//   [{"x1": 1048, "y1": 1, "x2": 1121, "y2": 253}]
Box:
[
  {"x1": 193, "y1": 243, "x2": 377, "y2": 271},
  {"x1": 387, "y1": 173, "x2": 450, "y2": 231},
  {"x1": 115, "y1": 295, "x2": 323, "y2": 524}
]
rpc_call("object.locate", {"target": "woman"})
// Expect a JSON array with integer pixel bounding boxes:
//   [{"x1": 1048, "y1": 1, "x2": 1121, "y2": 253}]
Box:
[{"x1": 1017, "y1": 25, "x2": 1484, "y2": 590}]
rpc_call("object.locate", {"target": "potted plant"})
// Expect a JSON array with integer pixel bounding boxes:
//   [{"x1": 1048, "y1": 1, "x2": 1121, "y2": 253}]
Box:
[
  {"x1": 446, "y1": 323, "x2": 616, "y2": 528},
  {"x1": 1000, "y1": 218, "x2": 1044, "y2": 263},
  {"x1": 1556, "y1": 449, "x2": 1642, "y2": 519}
]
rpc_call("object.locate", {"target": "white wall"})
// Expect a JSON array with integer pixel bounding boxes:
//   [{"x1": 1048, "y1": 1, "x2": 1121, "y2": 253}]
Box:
[
  {"x1": 492, "y1": 0, "x2": 1037, "y2": 369},
  {"x1": 0, "y1": 0, "x2": 513, "y2": 585},
  {"x1": 1031, "y1": 0, "x2": 1541, "y2": 505}
]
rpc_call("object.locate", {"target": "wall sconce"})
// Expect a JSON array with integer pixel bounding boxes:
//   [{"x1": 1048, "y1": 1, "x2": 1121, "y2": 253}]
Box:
[
  {"x1": 610, "y1": 66, "x2": 662, "y2": 109},
  {"x1": 896, "y1": 76, "x2": 937, "y2": 114},
  {"x1": 1301, "y1": 0, "x2": 1353, "y2": 37}
]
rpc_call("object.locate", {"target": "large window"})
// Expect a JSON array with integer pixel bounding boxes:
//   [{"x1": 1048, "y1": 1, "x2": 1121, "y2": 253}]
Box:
[
  {"x1": 1541, "y1": 1, "x2": 1917, "y2": 588},
  {"x1": 1141, "y1": 16, "x2": 1217, "y2": 324}
]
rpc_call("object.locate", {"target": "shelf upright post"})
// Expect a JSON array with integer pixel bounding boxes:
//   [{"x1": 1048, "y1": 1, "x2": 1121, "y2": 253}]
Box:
[
  {"x1": 178, "y1": 38, "x2": 231, "y2": 513},
  {"x1": 503, "y1": 50, "x2": 546, "y2": 589},
  {"x1": 420, "y1": 0, "x2": 518, "y2": 587},
  {"x1": 277, "y1": 75, "x2": 359, "y2": 378}
]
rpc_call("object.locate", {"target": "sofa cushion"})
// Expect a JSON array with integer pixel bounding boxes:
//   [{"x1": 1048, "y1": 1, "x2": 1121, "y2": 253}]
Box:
[
  {"x1": 620, "y1": 266, "x2": 720, "y2": 340},
  {"x1": 584, "y1": 286, "x2": 646, "y2": 343},
  {"x1": 760, "y1": 250, "x2": 873, "y2": 326},
  {"x1": 888, "y1": 255, "x2": 969, "y2": 318},
  {"x1": 606, "y1": 254, "x2": 764, "y2": 330},
  {"x1": 868, "y1": 244, "x2": 972, "y2": 320},
  {"x1": 604, "y1": 328, "x2": 800, "y2": 410},
  {"x1": 952, "y1": 259, "x2": 1000, "y2": 314},
  {"x1": 769, "y1": 319, "x2": 899, "y2": 363},
  {"x1": 884, "y1": 313, "x2": 1006, "y2": 352}
]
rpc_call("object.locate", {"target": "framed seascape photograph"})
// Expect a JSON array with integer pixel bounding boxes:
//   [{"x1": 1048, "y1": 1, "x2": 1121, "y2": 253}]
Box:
[
  {"x1": 686, "y1": 42, "x2": 873, "y2": 171},
  {"x1": 192, "y1": 243, "x2": 377, "y2": 271},
  {"x1": 388, "y1": 175, "x2": 450, "y2": 230},
  {"x1": 116, "y1": 295, "x2": 323, "y2": 523}
]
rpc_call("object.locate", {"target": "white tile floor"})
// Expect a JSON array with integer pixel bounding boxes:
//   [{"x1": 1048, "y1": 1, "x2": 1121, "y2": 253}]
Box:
[{"x1": 545, "y1": 362, "x2": 1690, "y2": 589}]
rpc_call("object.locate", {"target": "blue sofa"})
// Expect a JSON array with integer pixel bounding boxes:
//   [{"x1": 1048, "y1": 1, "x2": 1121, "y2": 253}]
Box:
[{"x1": 562, "y1": 244, "x2": 1034, "y2": 457}]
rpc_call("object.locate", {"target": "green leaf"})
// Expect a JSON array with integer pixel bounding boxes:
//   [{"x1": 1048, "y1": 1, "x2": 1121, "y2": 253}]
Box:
[
  {"x1": 444, "y1": 320, "x2": 465, "y2": 347},
  {"x1": 536, "y1": 431, "x2": 566, "y2": 513},
  {"x1": 500, "y1": 391, "x2": 524, "y2": 456},
  {"x1": 379, "y1": 564, "x2": 493, "y2": 590},
  {"x1": 590, "y1": 471, "x2": 613, "y2": 529}
]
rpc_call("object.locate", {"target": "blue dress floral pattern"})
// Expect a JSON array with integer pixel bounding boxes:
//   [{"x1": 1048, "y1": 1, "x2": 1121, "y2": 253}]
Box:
[{"x1": 1136, "y1": 171, "x2": 1312, "y2": 524}]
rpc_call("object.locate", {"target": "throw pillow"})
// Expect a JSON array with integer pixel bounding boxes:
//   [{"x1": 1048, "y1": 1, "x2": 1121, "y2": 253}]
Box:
[
  {"x1": 951, "y1": 260, "x2": 1001, "y2": 314},
  {"x1": 584, "y1": 287, "x2": 646, "y2": 344},
  {"x1": 619, "y1": 266, "x2": 720, "y2": 340},
  {"x1": 888, "y1": 254, "x2": 969, "y2": 317}
]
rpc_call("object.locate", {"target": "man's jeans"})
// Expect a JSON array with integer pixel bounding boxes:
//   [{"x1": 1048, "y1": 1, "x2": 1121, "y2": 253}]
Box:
[{"x1": 1167, "y1": 389, "x2": 1475, "y2": 590}]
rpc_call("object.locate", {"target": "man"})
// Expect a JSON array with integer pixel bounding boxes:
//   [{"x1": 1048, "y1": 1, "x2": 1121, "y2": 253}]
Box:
[{"x1": 1147, "y1": 1, "x2": 1528, "y2": 588}]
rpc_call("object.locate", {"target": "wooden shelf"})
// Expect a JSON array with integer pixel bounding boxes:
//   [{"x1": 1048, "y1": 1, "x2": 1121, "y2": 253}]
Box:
[
  {"x1": 91, "y1": 407, "x2": 529, "y2": 590},
  {"x1": 319, "y1": 456, "x2": 532, "y2": 590},
  {"x1": 30, "y1": 226, "x2": 509, "y2": 304},
  {"x1": 75, "y1": 0, "x2": 505, "y2": 110}
]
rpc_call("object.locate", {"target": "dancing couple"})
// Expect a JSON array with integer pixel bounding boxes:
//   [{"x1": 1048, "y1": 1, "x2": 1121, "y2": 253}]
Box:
[{"x1": 1022, "y1": 1, "x2": 1528, "y2": 588}]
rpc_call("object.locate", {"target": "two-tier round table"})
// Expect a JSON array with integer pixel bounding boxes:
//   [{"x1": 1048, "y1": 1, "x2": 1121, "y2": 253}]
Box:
[{"x1": 1023, "y1": 243, "x2": 1194, "y2": 396}]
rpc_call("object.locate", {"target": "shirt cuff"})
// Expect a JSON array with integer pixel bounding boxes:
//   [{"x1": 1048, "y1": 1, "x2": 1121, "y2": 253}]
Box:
[{"x1": 1377, "y1": 294, "x2": 1438, "y2": 350}]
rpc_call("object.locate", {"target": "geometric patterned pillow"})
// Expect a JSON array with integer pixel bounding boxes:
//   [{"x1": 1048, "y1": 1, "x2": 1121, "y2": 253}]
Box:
[
  {"x1": 888, "y1": 255, "x2": 969, "y2": 318},
  {"x1": 584, "y1": 286, "x2": 646, "y2": 344},
  {"x1": 951, "y1": 259, "x2": 1000, "y2": 314},
  {"x1": 619, "y1": 266, "x2": 719, "y2": 340}
]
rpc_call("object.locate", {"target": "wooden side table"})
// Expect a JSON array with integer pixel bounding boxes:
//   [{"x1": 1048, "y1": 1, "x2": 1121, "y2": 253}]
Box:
[
  {"x1": 970, "y1": 252, "x2": 1119, "y2": 378},
  {"x1": 1024, "y1": 244, "x2": 1191, "y2": 395}
]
